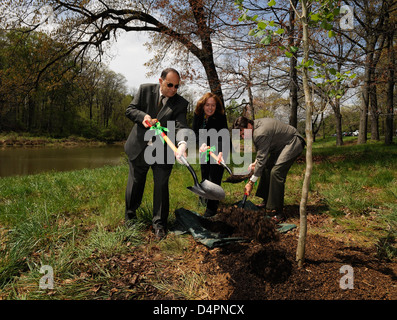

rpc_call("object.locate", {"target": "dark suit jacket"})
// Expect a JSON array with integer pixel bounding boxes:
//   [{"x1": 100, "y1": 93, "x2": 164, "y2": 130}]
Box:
[
  {"x1": 192, "y1": 112, "x2": 229, "y2": 153},
  {"x1": 124, "y1": 83, "x2": 189, "y2": 161}
]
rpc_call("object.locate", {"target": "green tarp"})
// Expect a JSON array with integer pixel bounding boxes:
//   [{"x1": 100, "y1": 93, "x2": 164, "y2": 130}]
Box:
[{"x1": 173, "y1": 200, "x2": 296, "y2": 248}]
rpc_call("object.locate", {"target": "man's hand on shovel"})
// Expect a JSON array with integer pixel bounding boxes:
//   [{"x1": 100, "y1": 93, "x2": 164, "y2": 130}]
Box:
[
  {"x1": 144, "y1": 118, "x2": 187, "y2": 164},
  {"x1": 244, "y1": 180, "x2": 254, "y2": 196},
  {"x1": 175, "y1": 141, "x2": 187, "y2": 165},
  {"x1": 244, "y1": 160, "x2": 256, "y2": 196},
  {"x1": 142, "y1": 115, "x2": 157, "y2": 128},
  {"x1": 143, "y1": 120, "x2": 225, "y2": 201}
]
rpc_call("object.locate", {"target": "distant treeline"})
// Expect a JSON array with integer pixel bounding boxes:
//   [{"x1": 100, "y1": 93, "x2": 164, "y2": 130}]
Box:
[{"x1": 0, "y1": 29, "x2": 133, "y2": 141}]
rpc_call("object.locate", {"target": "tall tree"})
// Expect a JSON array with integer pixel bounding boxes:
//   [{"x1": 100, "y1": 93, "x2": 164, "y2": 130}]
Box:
[
  {"x1": 237, "y1": 0, "x2": 347, "y2": 267},
  {"x1": 341, "y1": 0, "x2": 397, "y2": 143},
  {"x1": 384, "y1": 10, "x2": 396, "y2": 145},
  {"x1": 311, "y1": 31, "x2": 359, "y2": 146},
  {"x1": 1, "y1": 0, "x2": 252, "y2": 106}
]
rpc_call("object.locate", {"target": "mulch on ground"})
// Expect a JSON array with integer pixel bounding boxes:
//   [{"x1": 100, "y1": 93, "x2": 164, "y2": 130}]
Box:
[{"x1": 108, "y1": 208, "x2": 396, "y2": 300}]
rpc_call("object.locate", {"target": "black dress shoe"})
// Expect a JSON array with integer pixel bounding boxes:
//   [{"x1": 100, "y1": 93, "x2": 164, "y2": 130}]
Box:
[
  {"x1": 125, "y1": 210, "x2": 137, "y2": 221},
  {"x1": 125, "y1": 212, "x2": 137, "y2": 227},
  {"x1": 154, "y1": 227, "x2": 166, "y2": 240}
]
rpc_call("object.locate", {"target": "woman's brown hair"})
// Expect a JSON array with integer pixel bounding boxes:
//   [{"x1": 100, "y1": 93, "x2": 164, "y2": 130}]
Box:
[{"x1": 194, "y1": 92, "x2": 224, "y2": 116}]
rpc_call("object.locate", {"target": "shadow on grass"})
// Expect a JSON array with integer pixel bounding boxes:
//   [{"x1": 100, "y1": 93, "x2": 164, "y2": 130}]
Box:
[{"x1": 298, "y1": 142, "x2": 397, "y2": 167}]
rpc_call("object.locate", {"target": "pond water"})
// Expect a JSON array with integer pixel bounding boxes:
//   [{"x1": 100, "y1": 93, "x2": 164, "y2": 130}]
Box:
[{"x1": 0, "y1": 145, "x2": 125, "y2": 178}]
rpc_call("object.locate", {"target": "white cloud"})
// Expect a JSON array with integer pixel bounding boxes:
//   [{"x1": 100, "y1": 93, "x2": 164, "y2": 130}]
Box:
[
  {"x1": 107, "y1": 32, "x2": 159, "y2": 91},
  {"x1": 106, "y1": 31, "x2": 205, "y2": 101}
]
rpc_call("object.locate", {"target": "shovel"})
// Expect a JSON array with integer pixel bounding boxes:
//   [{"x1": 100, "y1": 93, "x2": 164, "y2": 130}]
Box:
[
  {"x1": 204, "y1": 147, "x2": 253, "y2": 184},
  {"x1": 240, "y1": 193, "x2": 248, "y2": 208},
  {"x1": 144, "y1": 120, "x2": 225, "y2": 201}
]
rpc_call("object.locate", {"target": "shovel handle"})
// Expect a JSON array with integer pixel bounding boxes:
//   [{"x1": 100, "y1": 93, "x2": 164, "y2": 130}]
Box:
[
  {"x1": 208, "y1": 149, "x2": 233, "y2": 175},
  {"x1": 144, "y1": 119, "x2": 192, "y2": 171},
  {"x1": 208, "y1": 150, "x2": 221, "y2": 164},
  {"x1": 144, "y1": 120, "x2": 207, "y2": 191},
  {"x1": 241, "y1": 193, "x2": 248, "y2": 208},
  {"x1": 144, "y1": 120, "x2": 178, "y2": 153}
]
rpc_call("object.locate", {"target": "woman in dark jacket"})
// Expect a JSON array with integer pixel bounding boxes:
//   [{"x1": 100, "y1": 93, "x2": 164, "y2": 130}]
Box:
[{"x1": 193, "y1": 92, "x2": 229, "y2": 217}]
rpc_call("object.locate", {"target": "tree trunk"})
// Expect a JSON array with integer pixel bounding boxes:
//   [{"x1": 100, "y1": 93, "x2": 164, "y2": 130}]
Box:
[
  {"x1": 385, "y1": 25, "x2": 395, "y2": 145},
  {"x1": 296, "y1": 0, "x2": 313, "y2": 269},
  {"x1": 330, "y1": 72, "x2": 344, "y2": 146},
  {"x1": 288, "y1": 0, "x2": 299, "y2": 128},
  {"x1": 358, "y1": 39, "x2": 375, "y2": 144},
  {"x1": 289, "y1": 55, "x2": 299, "y2": 128},
  {"x1": 247, "y1": 82, "x2": 254, "y2": 119},
  {"x1": 358, "y1": 69, "x2": 370, "y2": 144},
  {"x1": 201, "y1": 55, "x2": 224, "y2": 104},
  {"x1": 312, "y1": 113, "x2": 323, "y2": 142},
  {"x1": 189, "y1": 0, "x2": 224, "y2": 105},
  {"x1": 370, "y1": 30, "x2": 387, "y2": 141},
  {"x1": 369, "y1": 84, "x2": 380, "y2": 141},
  {"x1": 334, "y1": 106, "x2": 344, "y2": 146}
]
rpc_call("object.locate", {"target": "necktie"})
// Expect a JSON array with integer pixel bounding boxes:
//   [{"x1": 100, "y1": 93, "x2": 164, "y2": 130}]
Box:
[{"x1": 158, "y1": 95, "x2": 165, "y2": 111}]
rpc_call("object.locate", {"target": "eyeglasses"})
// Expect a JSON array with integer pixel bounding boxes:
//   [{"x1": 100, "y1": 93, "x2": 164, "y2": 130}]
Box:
[{"x1": 166, "y1": 82, "x2": 179, "y2": 89}]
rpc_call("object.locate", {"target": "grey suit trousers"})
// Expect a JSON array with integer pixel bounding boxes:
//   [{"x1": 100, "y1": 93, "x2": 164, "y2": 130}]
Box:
[
  {"x1": 255, "y1": 155, "x2": 298, "y2": 212},
  {"x1": 255, "y1": 136, "x2": 305, "y2": 212}
]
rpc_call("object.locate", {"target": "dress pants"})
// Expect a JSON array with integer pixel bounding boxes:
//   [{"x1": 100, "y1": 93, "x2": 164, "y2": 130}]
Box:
[
  {"x1": 255, "y1": 154, "x2": 298, "y2": 213},
  {"x1": 125, "y1": 149, "x2": 173, "y2": 230},
  {"x1": 200, "y1": 162, "x2": 224, "y2": 213}
]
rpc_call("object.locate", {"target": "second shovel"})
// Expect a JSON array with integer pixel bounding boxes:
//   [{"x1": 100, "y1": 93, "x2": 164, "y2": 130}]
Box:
[{"x1": 145, "y1": 120, "x2": 225, "y2": 201}]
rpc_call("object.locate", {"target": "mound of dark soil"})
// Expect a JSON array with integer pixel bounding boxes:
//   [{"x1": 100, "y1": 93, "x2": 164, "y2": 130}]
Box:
[
  {"x1": 201, "y1": 206, "x2": 279, "y2": 243},
  {"x1": 223, "y1": 172, "x2": 253, "y2": 184},
  {"x1": 211, "y1": 206, "x2": 279, "y2": 243}
]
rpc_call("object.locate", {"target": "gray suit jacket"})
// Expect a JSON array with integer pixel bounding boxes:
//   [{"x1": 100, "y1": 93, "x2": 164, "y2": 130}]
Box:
[
  {"x1": 253, "y1": 118, "x2": 305, "y2": 177},
  {"x1": 124, "y1": 83, "x2": 188, "y2": 160}
]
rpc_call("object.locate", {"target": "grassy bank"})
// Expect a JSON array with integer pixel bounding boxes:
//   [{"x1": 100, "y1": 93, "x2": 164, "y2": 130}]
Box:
[
  {"x1": 0, "y1": 138, "x2": 396, "y2": 299},
  {"x1": 0, "y1": 132, "x2": 118, "y2": 147}
]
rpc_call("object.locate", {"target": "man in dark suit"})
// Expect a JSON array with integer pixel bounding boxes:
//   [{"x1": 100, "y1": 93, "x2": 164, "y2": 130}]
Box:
[
  {"x1": 233, "y1": 116, "x2": 305, "y2": 223},
  {"x1": 124, "y1": 68, "x2": 189, "y2": 239}
]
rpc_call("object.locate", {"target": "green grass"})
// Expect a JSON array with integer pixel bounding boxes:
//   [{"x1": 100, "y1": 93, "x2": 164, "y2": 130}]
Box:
[
  {"x1": 0, "y1": 137, "x2": 396, "y2": 299},
  {"x1": 310, "y1": 138, "x2": 397, "y2": 215},
  {"x1": 289, "y1": 137, "x2": 396, "y2": 251}
]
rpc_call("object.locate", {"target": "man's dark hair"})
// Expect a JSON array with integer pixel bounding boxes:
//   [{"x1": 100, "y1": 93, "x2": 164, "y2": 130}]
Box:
[
  {"x1": 161, "y1": 68, "x2": 180, "y2": 79},
  {"x1": 233, "y1": 116, "x2": 254, "y2": 129}
]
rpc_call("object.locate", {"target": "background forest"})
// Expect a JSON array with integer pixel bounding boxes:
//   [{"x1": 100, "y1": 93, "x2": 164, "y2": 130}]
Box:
[
  {"x1": 0, "y1": 30, "x2": 132, "y2": 141},
  {"x1": 0, "y1": 0, "x2": 396, "y2": 144}
]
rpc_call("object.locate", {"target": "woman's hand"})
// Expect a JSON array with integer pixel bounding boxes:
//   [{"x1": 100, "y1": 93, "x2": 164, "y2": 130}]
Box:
[
  {"x1": 199, "y1": 143, "x2": 208, "y2": 153},
  {"x1": 217, "y1": 152, "x2": 224, "y2": 164}
]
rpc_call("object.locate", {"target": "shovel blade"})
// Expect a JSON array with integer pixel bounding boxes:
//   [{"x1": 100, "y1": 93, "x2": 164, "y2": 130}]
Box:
[{"x1": 187, "y1": 179, "x2": 225, "y2": 201}]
